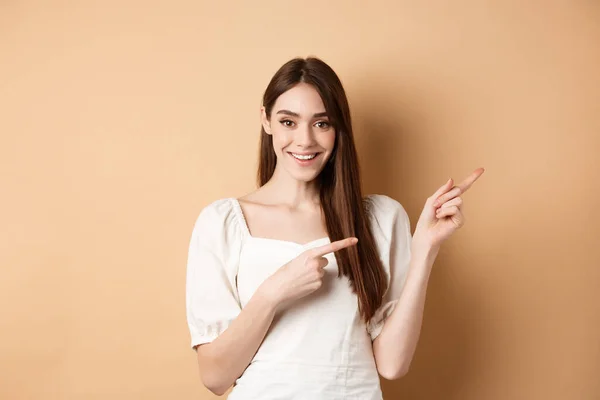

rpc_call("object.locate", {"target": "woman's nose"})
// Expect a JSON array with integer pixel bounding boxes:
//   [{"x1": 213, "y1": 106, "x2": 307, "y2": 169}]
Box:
[{"x1": 295, "y1": 124, "x2": 316, "y2": 147}]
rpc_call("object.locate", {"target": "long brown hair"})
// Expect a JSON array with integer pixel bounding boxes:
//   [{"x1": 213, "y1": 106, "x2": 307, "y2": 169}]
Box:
[{"x1": 257, "y1": 57, "x2": 387, "y2": 323}]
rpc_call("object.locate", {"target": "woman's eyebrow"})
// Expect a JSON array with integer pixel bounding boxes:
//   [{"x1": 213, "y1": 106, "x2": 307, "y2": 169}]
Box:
[{"x1": 276, "y1": 110, "x2": 329, "y2": 118}]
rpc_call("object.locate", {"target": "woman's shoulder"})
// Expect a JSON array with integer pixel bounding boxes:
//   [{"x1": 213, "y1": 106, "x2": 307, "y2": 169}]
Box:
[
  {"x1": 363, "y1": 194, "x2": 410, "y2": 245},
  {"x1": 192, "y1": 197, "x2": 245, "y2": 238},
  {"x1": 364, "y1": 194, "x2": 408, "y2": 218},
  {"x1": 188, "y1": 198, "x2": 245, "y2": 272},
  {"x1": 194, "y1": 197, "x2": 234, "y2": 222}
]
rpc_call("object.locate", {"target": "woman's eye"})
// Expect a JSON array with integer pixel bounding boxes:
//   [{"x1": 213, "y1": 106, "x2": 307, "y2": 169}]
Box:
[
  {"x1": 280, "y1": 120, "x2": 295, "y2": 127},
  {"x1": 315, "y1": 121, "x2": 330, "y2": 129}
]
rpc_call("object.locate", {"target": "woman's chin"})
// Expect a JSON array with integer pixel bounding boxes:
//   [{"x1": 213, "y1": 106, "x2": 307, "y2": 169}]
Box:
[{"x1": 285, "y1": 166, "x2": 324, "y2": 183}]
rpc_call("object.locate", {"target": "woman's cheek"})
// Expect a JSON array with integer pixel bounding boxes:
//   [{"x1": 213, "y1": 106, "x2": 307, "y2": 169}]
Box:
[{"x1": 324, "y1": 131, "x2": 336, "y2": 151}]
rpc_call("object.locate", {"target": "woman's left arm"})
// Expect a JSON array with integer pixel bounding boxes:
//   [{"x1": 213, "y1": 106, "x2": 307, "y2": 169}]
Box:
[
  {"x1": 373, "y1": 168, "x2": 485, "y2": 380},
  {"x1": 372, "y1": 241, "x2": 438, "y2": 380}
]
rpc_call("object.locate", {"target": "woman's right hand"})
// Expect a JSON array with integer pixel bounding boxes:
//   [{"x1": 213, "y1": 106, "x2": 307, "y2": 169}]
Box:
[{"x1": 258, "y1": 237, "x2": 359, "y2": 310}]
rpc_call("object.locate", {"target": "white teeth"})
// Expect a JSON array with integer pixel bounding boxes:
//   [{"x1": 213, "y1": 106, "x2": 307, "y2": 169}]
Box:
[{"x1": 291, "y1": 153, "x2": 317, "y2": 160}]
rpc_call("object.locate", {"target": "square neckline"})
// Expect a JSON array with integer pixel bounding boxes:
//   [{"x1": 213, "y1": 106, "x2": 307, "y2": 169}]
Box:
[{"x1": 230, "y1": 198, "x2": 331, "y2": 248}]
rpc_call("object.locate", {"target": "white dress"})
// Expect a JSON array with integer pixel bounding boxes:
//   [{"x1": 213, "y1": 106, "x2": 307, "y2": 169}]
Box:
[{"x1": 186, "y1": 194, "x2": 412, "y2": 400}]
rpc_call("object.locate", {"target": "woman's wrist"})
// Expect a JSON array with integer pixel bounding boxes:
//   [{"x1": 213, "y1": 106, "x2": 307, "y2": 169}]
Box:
[
  {"x1": 413, "y1": 244, "x2": 439, "y2": 263},
  {"x1": 412, "y1": 230, "x2": 439, "y2": 256},
  {"x1": 255, "y1": 280, "x2": 283, "y2": 312},
  {"x1": 410, "y1": 233, "x2": 440, "y2": 268}
]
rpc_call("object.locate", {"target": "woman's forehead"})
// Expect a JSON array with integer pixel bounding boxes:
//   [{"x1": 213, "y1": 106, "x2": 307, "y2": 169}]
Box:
[{"x1": 272, "y1": 83, "x2": 327, "y2": 117}]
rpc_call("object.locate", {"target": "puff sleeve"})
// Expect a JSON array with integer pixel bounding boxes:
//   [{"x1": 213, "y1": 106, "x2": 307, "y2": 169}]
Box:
[
  {"x1": 186, "y1": 199, "x2": 243, "y2": 349},
  {"x1": 365, "y1": 194, "x2": 412, "y2": 341}
]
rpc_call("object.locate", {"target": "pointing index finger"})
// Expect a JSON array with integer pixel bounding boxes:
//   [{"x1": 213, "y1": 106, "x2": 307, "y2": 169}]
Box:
[
  {"x1": 309, "y1": 237, "x2": 358, "y2": 258},
  {"x1": 456, "y1": 167, "x2": 485, "y2": 194}
]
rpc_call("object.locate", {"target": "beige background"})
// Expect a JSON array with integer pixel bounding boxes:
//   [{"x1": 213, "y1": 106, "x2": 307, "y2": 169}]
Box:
[{"x1": 1, "y1": 1, "x2": 599, "y2": 399}]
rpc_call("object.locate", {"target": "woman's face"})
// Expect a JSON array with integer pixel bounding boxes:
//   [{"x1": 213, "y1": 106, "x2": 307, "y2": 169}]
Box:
[{"x1": 261, "y1": 82, "x2": 336, "y2": 183}]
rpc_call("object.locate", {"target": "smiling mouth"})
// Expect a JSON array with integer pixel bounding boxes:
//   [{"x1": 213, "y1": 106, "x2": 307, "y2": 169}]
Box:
[{"x1": 289, "y1": 152, "x2": 319, "y2": 160}]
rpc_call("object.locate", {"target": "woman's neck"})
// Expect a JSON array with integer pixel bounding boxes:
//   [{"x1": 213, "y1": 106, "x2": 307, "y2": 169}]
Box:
[{"x1": 260, "y1": 169, "x2": 321, "y2": 209}]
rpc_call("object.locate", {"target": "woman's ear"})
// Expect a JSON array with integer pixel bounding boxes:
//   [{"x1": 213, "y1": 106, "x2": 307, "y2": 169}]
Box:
[{"x1": 260, "y1": 106, "x2": 272, "y2": 135}]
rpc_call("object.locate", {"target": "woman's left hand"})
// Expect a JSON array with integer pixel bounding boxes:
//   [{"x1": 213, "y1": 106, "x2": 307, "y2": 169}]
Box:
[{"x1": 413, "y1": 168, "x2": 485, "y2": 250}]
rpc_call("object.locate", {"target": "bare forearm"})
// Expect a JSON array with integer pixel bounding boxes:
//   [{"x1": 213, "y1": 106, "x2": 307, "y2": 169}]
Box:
[
  {"x1": 197, "y1": 290, "x2": 276, "y2": 394},
  {"x1": 373, "y1": 244, "x2": 438, "y2": 380}
]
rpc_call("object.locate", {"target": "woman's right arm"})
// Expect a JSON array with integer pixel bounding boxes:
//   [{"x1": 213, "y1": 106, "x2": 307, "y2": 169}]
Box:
[
  {"x1": 196, "y1": 289, "x2": 277, "y2": 396},
  {"x1": 195, "y1": 237, "x2": 358, "y2": 395}
]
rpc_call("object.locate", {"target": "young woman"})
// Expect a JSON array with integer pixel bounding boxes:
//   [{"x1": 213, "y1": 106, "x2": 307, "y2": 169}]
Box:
[{"x1": 186, "y1": 56, "x2": 484, "y2": 399}]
